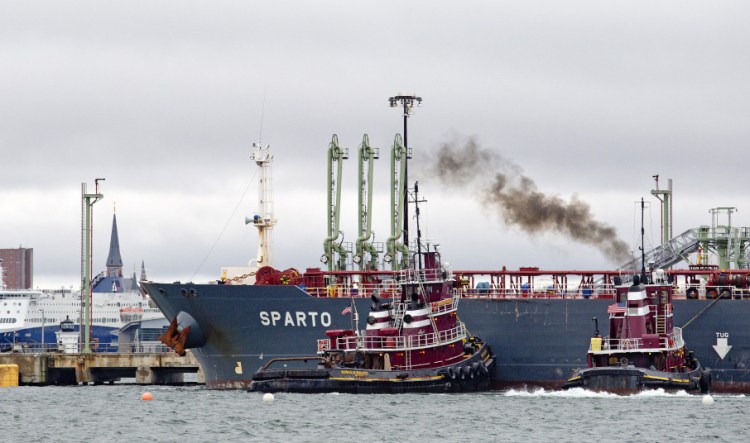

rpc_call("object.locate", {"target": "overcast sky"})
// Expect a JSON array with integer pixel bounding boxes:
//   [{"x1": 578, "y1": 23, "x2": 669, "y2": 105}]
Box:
[{"x1": 2, "y1": 1, "x2": 749, "y2": 288}]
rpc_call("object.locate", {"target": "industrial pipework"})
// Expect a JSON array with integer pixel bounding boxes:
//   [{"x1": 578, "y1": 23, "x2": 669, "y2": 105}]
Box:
[
  {"x1": 322, "y1": 134, "x2": 349, "y2": 271},
  {"x1": 385, "y1": 134, "x2": 410, "y2": 270},
  {"x1": 354, "y1": 134, "x2": 380, "y2": 270}
]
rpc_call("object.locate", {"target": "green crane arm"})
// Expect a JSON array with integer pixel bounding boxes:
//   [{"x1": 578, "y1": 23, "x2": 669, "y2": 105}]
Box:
[
  {"x1": 322, "y1": 134, "x2": 348, "y2": 271},
  {"x1": 355, "y1": 134, "x2": 379, "y2": 270},
  {"x1": 386, "y1": 134, "x2": 409, "y2": 270}
]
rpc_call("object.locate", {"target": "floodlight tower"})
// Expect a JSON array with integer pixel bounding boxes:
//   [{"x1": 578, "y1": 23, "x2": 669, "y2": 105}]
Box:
[
  {"x1": 388, "y1": 94, "x2": 421, "y2": 250},
  {"x1": 81, "y1": 178, "x2": 104, "y2": 354}
]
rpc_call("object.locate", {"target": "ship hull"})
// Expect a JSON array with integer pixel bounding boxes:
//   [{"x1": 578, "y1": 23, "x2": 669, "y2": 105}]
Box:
[
  {"x1": 0, "y1": 325, "x2": 119, "y2": 352},
  {"x1": 562, "y1": 365, "x2": 707, "y2": 394},
  {"x1": 248, "y1": 344, "x2": 494, "y2": 394},
  {"x1": 142, "y1": 282, "x2": 750, "y2": 392}
]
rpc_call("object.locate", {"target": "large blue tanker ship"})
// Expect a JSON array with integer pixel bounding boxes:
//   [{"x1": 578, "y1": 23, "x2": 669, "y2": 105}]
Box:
[
  {"x1": 142, "y1": 269, "x2": 750, "y2": 392},
  {"x1": 143, "y1": 102, "x2": 750, "y2": 391}
]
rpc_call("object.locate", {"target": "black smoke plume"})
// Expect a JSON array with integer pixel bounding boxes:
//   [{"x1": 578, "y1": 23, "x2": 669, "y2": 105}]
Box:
[{"x1": 426, "y1": 136, "x2": 631, "y2": 264}]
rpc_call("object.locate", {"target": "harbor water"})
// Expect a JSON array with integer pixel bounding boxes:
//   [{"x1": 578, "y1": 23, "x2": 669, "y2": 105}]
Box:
[{"x1": 1, "y1": 386, "x2": 747, "y2": 442}]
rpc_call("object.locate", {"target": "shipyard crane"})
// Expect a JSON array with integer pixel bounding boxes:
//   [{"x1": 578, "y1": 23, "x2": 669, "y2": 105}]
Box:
[
  {"x1": 322, "y1": 134, "x2": 349, "y2": 271},
  {"x1": 353, "y1": 134, "x2": 380, "y2": 270},
  {"x1": 385, "y1": 134, "x2": 410, "y2": 270}
]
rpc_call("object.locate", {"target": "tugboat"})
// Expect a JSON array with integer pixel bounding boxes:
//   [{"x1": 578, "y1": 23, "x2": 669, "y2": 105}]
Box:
[
  {"x1": 248, "y1": 248, "x2": 495, "y2": 394},
  {"x1": 563, "y1": 200, "x2": 711, "y2": 394},
  {"x1": 563, "y1": 274, "x2": 711, "y2": 394}
]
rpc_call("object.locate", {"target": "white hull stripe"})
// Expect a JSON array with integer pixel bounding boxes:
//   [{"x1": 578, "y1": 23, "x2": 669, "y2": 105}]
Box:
[
  {"x1": 627, "y1": 290, "x2": 648, "y2": 301},
  {"x1": 403, "y1": 319, "x2": 431, "y2": 328},
  {"x1": 366, "y1": 323, "x2": 391, "y2": 330},
  {"x1": 405, "y1": 308, "x2": 431, "y2": 316},
  {"x1": 370, "y1": 311, "x2": 390, "y2": 319},
  {"x1": 627, "y1": 306, "x2": 650, "y2": 316}
]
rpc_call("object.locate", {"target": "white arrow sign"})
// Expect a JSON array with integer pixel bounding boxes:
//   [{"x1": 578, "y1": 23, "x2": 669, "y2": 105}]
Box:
[{"x1": 713, "y1": 336, "x2": 732, "y2": 359}]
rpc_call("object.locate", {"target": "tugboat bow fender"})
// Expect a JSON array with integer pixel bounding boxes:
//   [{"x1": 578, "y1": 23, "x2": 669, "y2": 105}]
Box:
[
  {"x1": 446, "y1": 367, "x2": 457, "y2": 380},
  {"x1": 700, "y1": 369, "x2": 712, "y2": 394}
]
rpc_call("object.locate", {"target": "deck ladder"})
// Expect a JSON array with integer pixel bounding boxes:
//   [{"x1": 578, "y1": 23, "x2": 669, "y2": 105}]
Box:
[
  {"x1": 392, "y1": 302, "x2": 405, "y2": 330},
  {"x1": 656, "y1": 312, "x2": 666, "y2": 335}
]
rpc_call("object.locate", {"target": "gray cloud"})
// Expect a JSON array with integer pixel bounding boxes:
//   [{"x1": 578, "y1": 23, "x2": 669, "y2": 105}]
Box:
[{"x1": 2, "y1": 1, "x2": 750, "y2": 285}]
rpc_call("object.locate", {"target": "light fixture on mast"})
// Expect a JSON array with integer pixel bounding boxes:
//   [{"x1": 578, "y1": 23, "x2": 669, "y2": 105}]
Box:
[{"x1": 388, "y1": 94, "x2": 421, "y2": 249}]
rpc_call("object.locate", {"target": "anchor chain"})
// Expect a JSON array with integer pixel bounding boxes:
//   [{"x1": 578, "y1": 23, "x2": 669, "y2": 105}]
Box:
[{"x1": 227, "y1": 271, "x2": 257, "y2": 283}]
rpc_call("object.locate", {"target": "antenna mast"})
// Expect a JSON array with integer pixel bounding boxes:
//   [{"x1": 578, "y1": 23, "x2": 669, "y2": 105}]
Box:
[
  {"x1": 388, "y1": 94, "x2": 421, "y2": 254},
  {"x1": 81, "y1": 178, "x2": 104, "y2": 354},
  {"x1": 248, "y1": 141, "x2": 276, "y2": 267}
]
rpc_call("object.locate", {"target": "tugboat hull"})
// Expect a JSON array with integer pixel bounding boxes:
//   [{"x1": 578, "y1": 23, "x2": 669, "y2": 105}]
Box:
[
  {"x1": 563, "y1": 366, "x2": 710, "y2": 394},
  {"x1": 249, "y1": 343, "x2": 494, "y2": 394}
]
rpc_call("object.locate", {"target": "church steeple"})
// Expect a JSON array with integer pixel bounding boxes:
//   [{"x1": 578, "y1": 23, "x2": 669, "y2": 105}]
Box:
[{"x1": 105, "y1": 210, "x2": 123, "y2": 277}]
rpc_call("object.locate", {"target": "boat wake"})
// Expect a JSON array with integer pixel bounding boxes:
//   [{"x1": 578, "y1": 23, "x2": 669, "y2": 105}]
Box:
[{"x1": 503, "y1": 387, "x2": 702, "y2": 399}]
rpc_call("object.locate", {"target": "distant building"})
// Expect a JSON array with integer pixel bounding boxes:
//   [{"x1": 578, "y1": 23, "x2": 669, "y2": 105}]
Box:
[
  {"x1": 92, "y1": 212, "x2": 142, "y2": 293},
  {"x1": 0, "y1": 247, "x2": 33, "y2": 289}
]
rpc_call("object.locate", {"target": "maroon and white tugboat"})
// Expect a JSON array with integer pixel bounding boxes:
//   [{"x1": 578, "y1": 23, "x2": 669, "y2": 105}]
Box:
[
  {"x1": 563, "y1": 199, "x2": 711, "y2": 394},
  {"x1": 563, "y1": 274, "x2": 711, "y2": 394},
  {"x1": 248, "y1": 248, "x2": 495, "y2": 394},
  {"x1": 564, "y1": 201, "x2": 711, "y2": 393}
]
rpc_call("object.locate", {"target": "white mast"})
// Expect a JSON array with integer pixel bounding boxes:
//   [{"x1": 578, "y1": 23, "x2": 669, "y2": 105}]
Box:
[
  {"x1": 249, "y1": 141, "x2": 276, "y2": 267},
  {"x1": 221, "y1": 140, "x2": 277, "y2": 284}
]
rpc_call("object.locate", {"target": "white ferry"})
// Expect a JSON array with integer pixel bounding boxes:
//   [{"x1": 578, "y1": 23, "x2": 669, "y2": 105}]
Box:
[{"x1": 0, "y1": 213, "x2": 165, "y2": 352}]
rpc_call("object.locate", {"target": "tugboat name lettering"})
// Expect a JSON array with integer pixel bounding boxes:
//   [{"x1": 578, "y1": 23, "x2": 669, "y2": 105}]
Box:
[
  {"x1": 340, "y1": 370, "x2": 368, "y2": 377},
  {"x1": 259, "y1": 311, "x2": 332, "y2": 327}
]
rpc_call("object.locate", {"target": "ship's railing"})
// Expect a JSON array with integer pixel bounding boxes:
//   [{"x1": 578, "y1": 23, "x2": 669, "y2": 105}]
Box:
[
  {"x1": 457, "y1": 284, "x2": 619, "y2": 299},
  {"x1": 597, "y1": 337, "x2": 644, "y2": 351},
  {"x1": 304, "y1": 280, "x2": 750, "y2": 300},
  {"x1": 307, "y1": 281, "x2": 402, "y2": 299},
  {"x1": 429, "y1": 292, "x2": 460, "y2": 315},
  {"x1": 396, "y1": 267, "x2": 453, "y2": 283},
  {"x1": 593, "y1": 329, "x2": 684, "y2": 352},
  {"x1": 384, "y1": 293, "x2": 459, "y2": 320},
  {"x1": 331, "y1": 324, "x2": 466, "y2": 352},
  {"x1": 304, "y1": 284, "x2": 621, "y2": 299}
]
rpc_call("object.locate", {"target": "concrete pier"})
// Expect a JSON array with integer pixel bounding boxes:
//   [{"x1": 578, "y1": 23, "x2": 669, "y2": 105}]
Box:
[{"x1": 0, "y1": 351, "x2": 204, "y2": 386}]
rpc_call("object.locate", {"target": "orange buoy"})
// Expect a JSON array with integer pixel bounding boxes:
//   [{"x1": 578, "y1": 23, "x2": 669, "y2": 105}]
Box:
[{"x1": 141, "y1": 392, "x2": 153, "y2": 401}]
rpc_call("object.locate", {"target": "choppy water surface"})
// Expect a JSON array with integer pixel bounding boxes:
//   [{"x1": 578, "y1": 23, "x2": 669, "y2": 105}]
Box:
[{"x1": 1, "y1": 386, "x2": 747, "y2": 442}]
